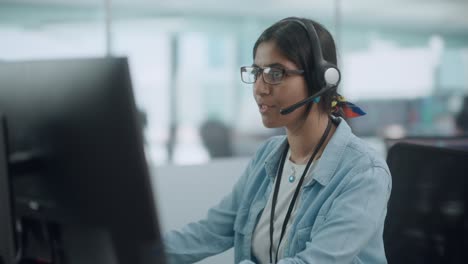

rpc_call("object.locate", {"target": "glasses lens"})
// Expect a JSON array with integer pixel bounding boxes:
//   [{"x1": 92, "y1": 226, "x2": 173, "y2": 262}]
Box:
[
  {"x1": 241, "y1": 67, "x2": 257, "y2": 84},
  {"x1": 263, "y1": 67, "x2": 284, "y2": 84}
]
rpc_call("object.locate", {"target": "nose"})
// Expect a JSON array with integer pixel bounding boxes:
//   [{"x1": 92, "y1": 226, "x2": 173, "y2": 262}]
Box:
[{"x1": 254, "y1": 77, "x2": 271, "y2": 96}]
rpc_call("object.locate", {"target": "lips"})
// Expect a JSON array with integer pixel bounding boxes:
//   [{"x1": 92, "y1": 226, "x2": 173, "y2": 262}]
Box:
[{"x1": 258, "y1": 103, "x2": 275, "y2": 113}]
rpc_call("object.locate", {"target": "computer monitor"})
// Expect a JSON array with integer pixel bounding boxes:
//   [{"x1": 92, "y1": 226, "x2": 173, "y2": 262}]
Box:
[
  {"x1": 384, "y1": 143, "x2": 468, "y2": 264},
  {"x1": 384, "y1": 136, "x2": 468, "y2": 152},
  {"x1": 0, "y1": 57, "x2": 166, "y2": 264}
]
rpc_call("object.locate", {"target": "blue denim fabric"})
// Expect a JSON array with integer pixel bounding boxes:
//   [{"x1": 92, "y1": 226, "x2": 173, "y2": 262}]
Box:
[{"x1": 164, "y1": 117, "x2": 392, "y2": 264}]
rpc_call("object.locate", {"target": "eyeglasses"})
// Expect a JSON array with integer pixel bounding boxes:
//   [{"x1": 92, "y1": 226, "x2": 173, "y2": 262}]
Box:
[{"x1": 240, "y1": 66, "x2": 304, "y2": 85}]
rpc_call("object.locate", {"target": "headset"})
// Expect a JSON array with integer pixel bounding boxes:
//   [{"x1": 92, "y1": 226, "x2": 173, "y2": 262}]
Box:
[{"x1": 279, "y1": 18, "x2": 341, "y2": 115}]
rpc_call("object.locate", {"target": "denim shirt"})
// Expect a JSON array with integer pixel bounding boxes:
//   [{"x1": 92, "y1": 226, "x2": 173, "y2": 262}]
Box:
[{"x1": 164, "y1": 118, "x2": 392, "y2": 264}]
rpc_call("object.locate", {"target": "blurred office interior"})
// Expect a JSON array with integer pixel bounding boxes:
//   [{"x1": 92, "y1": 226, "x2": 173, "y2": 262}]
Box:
[{"x1": 1, "y1": 0, "x2": 467, "y2": 165}]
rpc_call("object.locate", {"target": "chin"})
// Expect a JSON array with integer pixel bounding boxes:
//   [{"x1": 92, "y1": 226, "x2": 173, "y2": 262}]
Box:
[{"x1": 261, "y1": 118, "x2": 282, "y2": 129}]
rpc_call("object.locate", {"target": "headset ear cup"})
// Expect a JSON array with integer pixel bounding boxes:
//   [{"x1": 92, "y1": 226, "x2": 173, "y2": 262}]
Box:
[
  {"x1": 324, "y1": 67, "x2": 340, "y2": 86},
  {"x1": 286, "y1": 18, "x2": 340, "y2": 89}
]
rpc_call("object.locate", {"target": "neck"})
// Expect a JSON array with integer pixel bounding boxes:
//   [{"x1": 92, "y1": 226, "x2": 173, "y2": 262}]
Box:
[{"x1": 286, "y1": 111, "x2": 334, "y2": 165}]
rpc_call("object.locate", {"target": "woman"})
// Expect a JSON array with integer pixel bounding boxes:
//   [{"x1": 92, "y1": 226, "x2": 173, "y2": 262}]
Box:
[{"x1": 164, "y1": 17, "x2": 392, "y2": 264}]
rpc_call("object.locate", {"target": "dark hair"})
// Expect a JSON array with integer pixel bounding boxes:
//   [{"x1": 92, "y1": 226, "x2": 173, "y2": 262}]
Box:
[{"x1": 253, "y1": 17, "x2": 339, "y2": 115}]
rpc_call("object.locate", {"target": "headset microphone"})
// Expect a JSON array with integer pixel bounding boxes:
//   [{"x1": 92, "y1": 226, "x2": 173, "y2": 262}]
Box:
[{"x1": 280, "y1": 84, "x2": 337, "y2": 115}]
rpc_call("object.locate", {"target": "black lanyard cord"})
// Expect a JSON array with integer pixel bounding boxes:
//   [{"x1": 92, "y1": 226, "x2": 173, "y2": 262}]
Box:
[{"x1": 269, "y1": 118, "x2": 332, "y2": 264}]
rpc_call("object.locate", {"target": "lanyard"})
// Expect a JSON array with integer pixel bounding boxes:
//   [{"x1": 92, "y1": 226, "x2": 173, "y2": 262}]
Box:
[{"x1": 269, "y1": 118, "x2": 332, "y2": 264}]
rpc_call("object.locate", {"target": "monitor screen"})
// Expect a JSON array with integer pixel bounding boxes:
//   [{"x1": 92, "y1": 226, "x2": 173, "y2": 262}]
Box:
[
  {"x1": 384, "y1": 136, "x2": 468, "y2": 152},
  {"x1": 0, "y1": 57, "x2": 166, "y2": 264},
  {"x1": 384, "y1": 143, "x2": 468, "y2": 264}
]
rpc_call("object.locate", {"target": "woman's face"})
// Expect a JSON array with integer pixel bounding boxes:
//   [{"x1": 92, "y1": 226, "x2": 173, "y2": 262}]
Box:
[{"x1": 253, "y1": 41, "x2": 309, "y2": 129}]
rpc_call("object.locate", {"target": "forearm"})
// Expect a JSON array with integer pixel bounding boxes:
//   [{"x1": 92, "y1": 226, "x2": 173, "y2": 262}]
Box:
[
  {"x1": 163, "y1": 164, "x2": 254, "y2": 263},
  {"x1": 164, "y1": 220, "x2": 234, "y2": 264}
]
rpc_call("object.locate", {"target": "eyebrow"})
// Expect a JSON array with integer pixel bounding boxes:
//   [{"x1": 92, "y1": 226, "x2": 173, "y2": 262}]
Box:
[{"x1": 251, "y1": 63, "x2": 287, "y2": 68}]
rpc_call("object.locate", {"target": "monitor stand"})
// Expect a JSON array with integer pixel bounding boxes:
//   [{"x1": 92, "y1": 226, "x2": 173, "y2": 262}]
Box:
[{"x1": 0, "y1": 115, "x2": 16, "y2": 264}]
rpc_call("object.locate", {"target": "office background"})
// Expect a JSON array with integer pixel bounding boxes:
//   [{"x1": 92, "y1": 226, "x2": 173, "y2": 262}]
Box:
[
  {"x1": 1, "y1": 1, "x2": 468, "y2": 264},
  {"x1": 1, "y1": 0, "x2": 467, "y2": 166}
]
